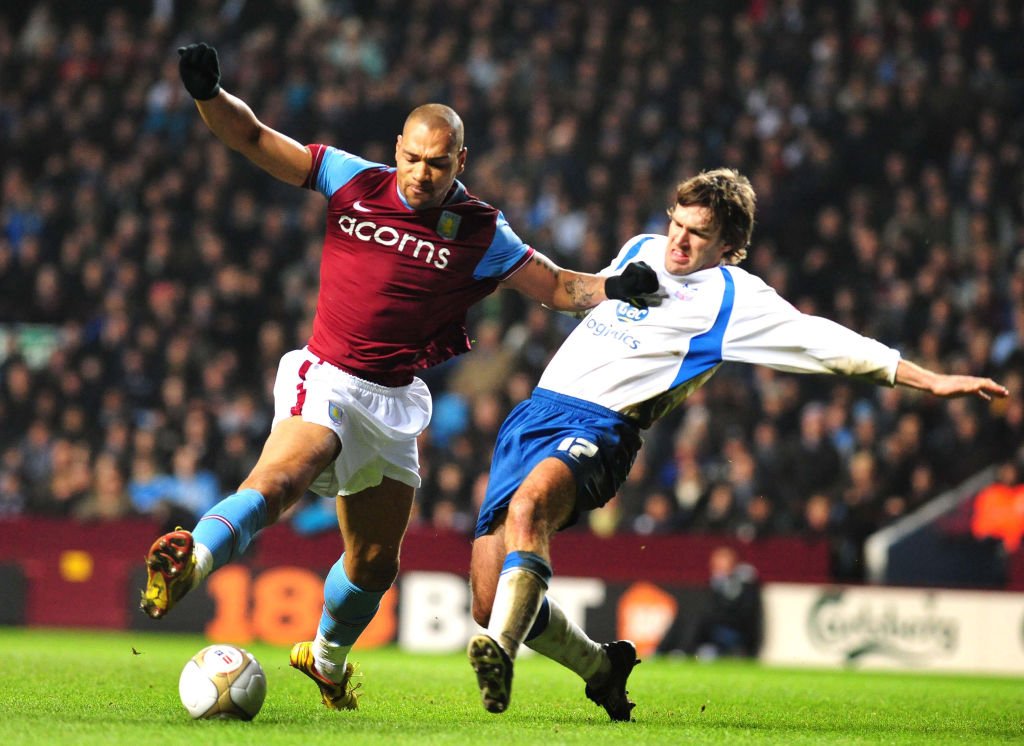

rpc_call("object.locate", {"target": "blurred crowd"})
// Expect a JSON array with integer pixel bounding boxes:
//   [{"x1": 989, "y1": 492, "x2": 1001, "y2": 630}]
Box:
[{"x1": 1, "y1": 0, "x2": 1023, "y2": 580}]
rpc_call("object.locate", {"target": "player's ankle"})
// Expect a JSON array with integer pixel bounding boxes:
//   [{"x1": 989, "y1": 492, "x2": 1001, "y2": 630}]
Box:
[{"x1": 586, "y1": 656, "x2": 612, "y2": 686}]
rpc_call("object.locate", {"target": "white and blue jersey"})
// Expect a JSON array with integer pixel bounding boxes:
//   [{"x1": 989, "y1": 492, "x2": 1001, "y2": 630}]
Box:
[
  {"x1": 475, "y1": 233, "x2": 902, "y2": 536},
  {"x1": 540, "y1": 234, "x2": 901, "y2": 428}
]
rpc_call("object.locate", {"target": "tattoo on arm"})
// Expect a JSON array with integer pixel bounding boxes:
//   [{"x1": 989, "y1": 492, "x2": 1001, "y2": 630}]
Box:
[
  {"x1": 563, "y1": 277, "x2": 596, "y2": 308},
  {"x1": 530, "y1": 253, "x2": 598, "y2": 309},
  {"x1": 532, "y1": 253, "x2": 560, "y2": 279}
]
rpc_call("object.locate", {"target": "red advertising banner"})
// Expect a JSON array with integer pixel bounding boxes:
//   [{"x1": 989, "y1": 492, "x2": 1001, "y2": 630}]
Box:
[{"x1": 0, "y1": 517, "x2": 832, "y2": 640}]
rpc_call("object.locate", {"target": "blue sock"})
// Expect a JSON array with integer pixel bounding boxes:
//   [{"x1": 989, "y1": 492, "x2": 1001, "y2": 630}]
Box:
[
  {"x1": 192, "y1": 488, "x2": 267, "y2": 569},
  {"x1": 501, "y1": 550, "x2": 553, "y2": 584},
  {"x1": 525, "y1": 597, "x2": 551, "y2": 641},
  {"x1": 318, "y1": 554, "x2": 386, "y2": 646}
]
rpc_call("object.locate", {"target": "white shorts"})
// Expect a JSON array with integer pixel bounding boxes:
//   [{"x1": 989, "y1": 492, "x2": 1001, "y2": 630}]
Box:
[{"x1": 272, "y1": 348, "x2": 432, "y2": 497}]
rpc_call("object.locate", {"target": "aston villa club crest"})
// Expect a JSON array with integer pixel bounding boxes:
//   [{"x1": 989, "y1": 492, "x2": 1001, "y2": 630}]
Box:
[
  {"x1": 436, "y1": 210, "x2": 461, "y2": 240},
  {"x1": 328, "y1": 403, "x2": 344, "y2": 424}
]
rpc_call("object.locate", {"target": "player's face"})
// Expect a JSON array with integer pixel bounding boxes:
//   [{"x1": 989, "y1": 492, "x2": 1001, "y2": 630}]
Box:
[
  {"x1": 663, "y1": 204, "x2": 729, "y2": 275},
  {"x1": 395, "y1": 122, "x2": 466, "y2": 210}
]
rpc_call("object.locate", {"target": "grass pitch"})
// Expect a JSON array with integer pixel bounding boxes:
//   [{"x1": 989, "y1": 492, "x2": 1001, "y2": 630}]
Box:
[{"x1": 0, "y1": 628, "x2": 1020, "y2": 745}]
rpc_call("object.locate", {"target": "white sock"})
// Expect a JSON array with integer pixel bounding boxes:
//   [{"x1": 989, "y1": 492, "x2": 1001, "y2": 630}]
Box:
[
  {"x1": 525, "y1": 596, "x2": 609, "y2": 683},
  {"x1": 192, "y1": 542, "x2": 214, "y2": 589},
  {"x1": 487, "y1": 567, "x2": 548, "y2": 660},
  {"x1": 312, "y1": 634, "x2": 352, "y2": 683}
]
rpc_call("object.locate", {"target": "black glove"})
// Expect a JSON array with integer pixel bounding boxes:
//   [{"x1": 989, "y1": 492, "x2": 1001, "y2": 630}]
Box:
[
  {"x1": 604, "y1": 261, "x2": 662, "y2": 309},
  {"x1": 178, "y1": 43, "x2": 221, "y2": 100}
]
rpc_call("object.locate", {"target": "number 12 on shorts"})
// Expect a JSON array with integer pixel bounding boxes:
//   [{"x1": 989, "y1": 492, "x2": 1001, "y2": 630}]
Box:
[{"x1": 557, "y1": 437, "x2": 598, "y2": 460}]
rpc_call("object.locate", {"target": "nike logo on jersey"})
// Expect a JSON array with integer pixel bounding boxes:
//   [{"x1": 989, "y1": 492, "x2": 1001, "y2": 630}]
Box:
[{"x1": 353, "y1": 200, "x2": 372, "y2": 212}]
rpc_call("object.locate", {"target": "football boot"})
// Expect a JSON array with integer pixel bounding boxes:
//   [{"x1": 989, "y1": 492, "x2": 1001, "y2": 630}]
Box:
[
  {"x1": 467, "y1": 633, "x2": 514, "y2": 714},
  {"x1": 140, "y1": 528, "x2": 197, "y2": 619},
  {"x1": 584, "y1": 640, "x2": 640, "y2": 722},
  {"x1": 289, "y1": 641, "x2": 361, "y2": 710}
]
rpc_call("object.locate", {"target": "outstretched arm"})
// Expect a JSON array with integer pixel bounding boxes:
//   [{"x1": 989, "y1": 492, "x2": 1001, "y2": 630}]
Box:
[
  {"x1": 179, "y1": 43, "x2": 311, "y2": 186},
  {"x1": 894, "y1": 359, "x2": 1008, "y2": 401},
  {"x1": 502, "y1": 253, "x2": 661, "y2": 312},
  {"x1": 723, "y1": 281, "x2": 1010, "y2": 402}
]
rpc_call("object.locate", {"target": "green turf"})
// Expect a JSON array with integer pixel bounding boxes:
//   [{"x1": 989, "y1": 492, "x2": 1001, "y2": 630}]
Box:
[{"x1": 0, "y1": 628, "x2": 1020, "y2": 745}]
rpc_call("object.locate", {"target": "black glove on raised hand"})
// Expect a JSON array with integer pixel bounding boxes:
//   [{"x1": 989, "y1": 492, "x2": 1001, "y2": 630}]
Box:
[
  {"x1": 178, "y1": 43, "x2": 221, "y2": 101},
  {"x1": 604, "y1": 261, "x2": 662, "y2": 309}
]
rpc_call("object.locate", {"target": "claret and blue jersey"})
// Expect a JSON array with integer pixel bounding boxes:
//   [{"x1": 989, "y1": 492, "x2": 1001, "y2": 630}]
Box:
[{"x1": 302, "y1": 145, "x2": 534, "y2": 384}]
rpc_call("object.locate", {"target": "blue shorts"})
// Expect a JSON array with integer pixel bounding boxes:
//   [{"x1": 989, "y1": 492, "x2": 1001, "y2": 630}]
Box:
[{"x1": 474, "y1": 388, "x2": 643, "y2": 538}]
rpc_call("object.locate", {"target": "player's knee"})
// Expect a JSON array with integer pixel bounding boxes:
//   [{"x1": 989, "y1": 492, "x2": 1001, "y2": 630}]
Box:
[{"x1": 506, "y1": 494, "x2": 550, "y2": 536}]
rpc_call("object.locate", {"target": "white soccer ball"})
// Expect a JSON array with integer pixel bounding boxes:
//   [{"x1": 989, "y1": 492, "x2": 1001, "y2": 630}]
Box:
[{"x1": 178, "y1": 644, "x2": 267, "y2": 720}]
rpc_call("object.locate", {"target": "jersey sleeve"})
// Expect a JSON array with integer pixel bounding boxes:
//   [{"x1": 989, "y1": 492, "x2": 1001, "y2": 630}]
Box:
[
  {"x1": 303, "y1": 144, "x2": 384, "y2": 197},
  {"x1": 722, "y1": 269, "x2": 901, "y2": 385},
  {"x1": 472, "y1": 212, "x2": 535, "y2": 280}
]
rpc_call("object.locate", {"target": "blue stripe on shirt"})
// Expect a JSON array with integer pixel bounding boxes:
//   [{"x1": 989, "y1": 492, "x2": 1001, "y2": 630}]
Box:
[
  {"x1": 670, "y1": 267, "x2": 735, "y2": 387},
  {"x1": 315, "y1": 147, "x2": 384, "y2": 197},
  {"x1": 614, "y1": 235, "x2": 656, "y2": 270}
]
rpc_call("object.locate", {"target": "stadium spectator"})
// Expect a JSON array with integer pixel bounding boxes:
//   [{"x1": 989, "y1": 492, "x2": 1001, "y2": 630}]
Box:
[
  {"x1": 73, "y1": 453, "x2": 134, "y2": 522},
  {"x1": 137, "y1": 40, "x2": 659, "y2": 717},
  {"x1": 778, "y1": 402, "x2": 843, "y2": 517},
  {"x1": 43, "y1": 439, "x2": 93, "y2": 517},
  {"x1": 446, "y1": 318, "x2": 516, "y2": 400},
  {"x1": 127, "y1": 454, "x2": 169, "y2": 512},
  {"x1": 656, "y1": 545, "x2": 763, "y2": 659},
  {"x1": 691, "y1": 481, "x2": 743, "y2": 535},
  {"x1": 466, "y1": 167, "x2": 1006, "y2": 719},
  {"x1": 422, "y1": 461, "x2": 472, "y2": 531},
  {"x1": 0, "y1": 468, "x2": 26, "y2": 518},
  {"x1": 972, "y1": 460, "x2": 1024, "y2": 552},
  {"x1": 0, "y1": 359, "x2": 35, "y2": 447},
  {"x1": 630, "y1": 491, "x2": 677, "y2": 535},
  {"x1": 735, "y1": 494, "x2": 782, "y2": 541},
  {"x1": 154, "y1": 443, "x2": 219, "y2": 523}
]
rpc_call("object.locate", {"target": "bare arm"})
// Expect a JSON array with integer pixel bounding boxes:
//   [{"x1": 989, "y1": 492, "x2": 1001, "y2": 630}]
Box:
[
  {"x1": 500, "y1": 252, "x2": 611, "y2": 311},
  {"x1": 894, "y1": 359, "x2": 1008, "y2": 401},
  {"x1": 177, "y1": 44, "x2": 310, "y2": 186},
  {"x1": 195, "y1": 92, "x2": 311, "y2": 186}
]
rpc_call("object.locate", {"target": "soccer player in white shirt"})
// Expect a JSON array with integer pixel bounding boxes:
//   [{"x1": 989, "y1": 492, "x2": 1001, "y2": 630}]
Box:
[{"x1": 467, "y1": 168, "x2": 1009, "y2": 719}]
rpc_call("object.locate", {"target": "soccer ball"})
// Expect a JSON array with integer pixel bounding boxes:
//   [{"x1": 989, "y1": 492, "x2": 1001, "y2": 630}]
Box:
[{"x1": 178, "y1": 644, "x2": 267, "y2": 720}]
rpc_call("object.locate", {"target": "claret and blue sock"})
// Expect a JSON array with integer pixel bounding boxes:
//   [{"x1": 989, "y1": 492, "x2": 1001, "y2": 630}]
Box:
[
  {"x1": 311, "y1": 554, "x2": 387, "y2": 682},
  {"x1": 190, "y1": 488, "x2": 268, "y2": 585}
]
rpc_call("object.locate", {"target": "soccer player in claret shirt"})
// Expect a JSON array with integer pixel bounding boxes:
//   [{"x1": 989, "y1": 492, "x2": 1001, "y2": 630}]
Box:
[
  {"x1": 138, "y1": 43, "x2": 660, "y2": 710},
  {"x1": 467, "y1": 168, "x2": 1009, "y2": 719}
]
